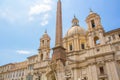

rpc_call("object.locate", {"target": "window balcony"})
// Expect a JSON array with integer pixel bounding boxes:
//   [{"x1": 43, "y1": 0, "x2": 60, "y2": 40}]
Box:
[
  {"x1": 34, "y1": 61, "x2": 49, "y2": 69},
  {"x1": 99, "y1": 74, "x2": 107, "y2": 79}
]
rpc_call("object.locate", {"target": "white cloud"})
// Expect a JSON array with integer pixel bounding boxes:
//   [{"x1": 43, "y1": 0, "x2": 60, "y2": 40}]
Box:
[
  {"x1": 43, "y1": 0, "x2": 53, "y2": 4},
  {"x1": 0, "y1": 0, "x2": 54, "y2": 25},
  {"x1": 29, "y1": 4, "x2": 52, "y2": 16},
  {"x1": 28, "y1": 16, "x2": 34, "y2": 22},
  {"x1": 40, "y1": 13, "x2": 49, "y2": 26},
  {"x1": 28, "y1": 0, "x2": 54, "y2": 26},
  {"x1": 16, "y1": 50, "x2": 31, "y2": 54},
  {"x1": 0, "y1": 9, "x2": 18, "y2": 23},
  {"x1": 40, "y1": 20, "x2": 48, "y2": 26},
  {"x1": 43, "y1": 13, "x2": 50, "y2": 20}
]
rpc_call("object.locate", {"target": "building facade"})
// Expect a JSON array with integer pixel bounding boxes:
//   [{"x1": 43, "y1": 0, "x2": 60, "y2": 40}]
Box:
[{"x1": 0, "y1": 0, "x2": 120, "y2": 80}]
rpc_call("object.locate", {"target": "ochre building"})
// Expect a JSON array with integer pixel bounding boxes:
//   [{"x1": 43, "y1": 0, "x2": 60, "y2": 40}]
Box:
[{"x1": 0, "y1": 0, "x2": 120, "y2": 80}]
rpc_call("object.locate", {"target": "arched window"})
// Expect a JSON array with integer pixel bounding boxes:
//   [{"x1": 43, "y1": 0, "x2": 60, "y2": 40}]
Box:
[
  {"x1": 41, "y1": 54, "x2": 43, "y2": 60},
  {"x1": 91, "y1": 20, "x2": 95, "y2": 28},
  {"x1": 42, "y1": 40, "x2": 44, "y2": 46},
  {"x1": 94, "y1": 36, "x2": 100, "y2": 45},
  {"x1": 69, "y1": 44, "x2": 73, "y2": 51}
]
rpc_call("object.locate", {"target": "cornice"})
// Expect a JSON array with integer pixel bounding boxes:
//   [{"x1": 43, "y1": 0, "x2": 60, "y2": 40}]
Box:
[
  {"x1": 105, "y1": 28, "x2": 120, "y2": 35},
  {"x1": 86, "y1": 51, "x2": 114, "y2": 60}
]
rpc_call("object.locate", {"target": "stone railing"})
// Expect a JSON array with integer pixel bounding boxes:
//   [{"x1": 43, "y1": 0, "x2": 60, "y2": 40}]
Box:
[
  {"x1": 98, "y1": 74, "x2": 107, "y2": 79},
  {"x1": 87, "y1": 44, "x2": 113, "y2": 57}
]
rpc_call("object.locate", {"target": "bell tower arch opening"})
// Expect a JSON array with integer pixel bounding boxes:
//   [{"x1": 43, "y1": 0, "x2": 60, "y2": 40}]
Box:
[
  {"x1": 69, "y1": 44, "x2": 73, "y2": 51},
  {"x1": 41, "y1": 54, "x2": 43, "y2": 60},
  {"x1": 91, "y1": 19, "x2": 96, "y2": 28}
]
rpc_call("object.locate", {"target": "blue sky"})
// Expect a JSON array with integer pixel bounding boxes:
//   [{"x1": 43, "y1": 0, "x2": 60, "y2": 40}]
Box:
[{"x1": 0, "y1": 0, "x2": 120, "y2": 66}]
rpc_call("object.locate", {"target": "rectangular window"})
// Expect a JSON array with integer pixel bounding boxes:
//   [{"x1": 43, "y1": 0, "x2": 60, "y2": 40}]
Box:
[
  {"x1": 81, "y1": 44, "x2": 85, "y2": 49},
  {"x1": 99, "y1": 66, "x2": 104, "y2": 75},
  {"x1": 27, "y1": 75, "x2": 33, "y2": 80},
  {"x1": 42, "y1": 40, "x2": 44, "y2": 46},
  {"x1": 112, "y1": 34, "x2": 116, "y2": 40},
  {"x1": 22, "y1": 72, "x2": 24, "y2": 76},
  {"x1": 69, "y1": 44, "x2": 73, "y2": 51},
  {"x1": 108, "y1": 37, "x2": 111, "y2": 42},
  {"x1": 19, "y1": 72, "x2": 21, "y2": 77},
  {"x1": 28, "y1": 65, "x2": 33, "y2": 70},
  {"x1": 39, "y1": 76, "x2": 41, "y2": 80},
  {"x1": 91, "y1": 20, "x2": 95, "y2": 28}
]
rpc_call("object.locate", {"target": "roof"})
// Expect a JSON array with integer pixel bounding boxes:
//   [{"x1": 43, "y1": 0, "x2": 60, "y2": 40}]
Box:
[
  {"x1": 27, "y1": 54, "x2": 38, "y2": 59},
  {"x1": 0, "y1": 63, "x2": 14, "y2": 67},
  {"x1": 105, "y1": 28, "x2": 120, "y2": 35}
]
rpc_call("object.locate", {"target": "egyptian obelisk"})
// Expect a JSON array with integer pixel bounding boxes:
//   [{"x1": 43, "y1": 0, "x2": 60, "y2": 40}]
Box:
[{"x1": 52, "y1": 0, "x2": 66, "y2": 64}]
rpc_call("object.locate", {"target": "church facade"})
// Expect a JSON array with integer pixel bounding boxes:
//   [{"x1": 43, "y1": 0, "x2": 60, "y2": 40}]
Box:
[{"x1": 0, "y1": 0, "x2": 120, "y2": 80}]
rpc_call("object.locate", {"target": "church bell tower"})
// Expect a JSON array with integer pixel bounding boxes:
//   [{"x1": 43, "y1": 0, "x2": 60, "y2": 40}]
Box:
[
  {"x1": 38, "y1": 30, "x2": 50, "y2": 61},
  {"x1": 86, "y1": 10, "x2": 105, "y2": 48}
]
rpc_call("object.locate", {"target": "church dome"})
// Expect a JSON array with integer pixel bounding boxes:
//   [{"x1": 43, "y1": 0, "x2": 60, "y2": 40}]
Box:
[
  {"x1": 65, "y1": 26, "x2": 86, "y2": 37},
  {"x1": 65, "y1": 16, "x2": 86, "y2": 37}
]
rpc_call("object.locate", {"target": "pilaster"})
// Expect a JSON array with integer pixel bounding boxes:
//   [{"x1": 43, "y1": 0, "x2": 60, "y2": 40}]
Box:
[{"x1": 106, "y1": 61, "x2": 120, "y2": 80}]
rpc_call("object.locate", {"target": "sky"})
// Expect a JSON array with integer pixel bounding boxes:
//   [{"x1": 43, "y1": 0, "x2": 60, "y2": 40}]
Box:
[{"x1": 0, "y1": 0, "x2": 120, "y2": 66}]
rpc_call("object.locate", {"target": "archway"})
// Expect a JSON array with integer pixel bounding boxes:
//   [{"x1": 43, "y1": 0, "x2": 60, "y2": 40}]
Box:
[{"x1": 94, "y1": 36, "x2": 100, "y2": 45}]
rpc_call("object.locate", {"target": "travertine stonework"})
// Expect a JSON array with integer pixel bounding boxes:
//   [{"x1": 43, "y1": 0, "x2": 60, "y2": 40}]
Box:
[{"x1": 0, "y1": 0, "x2": 120, "y2": 80}]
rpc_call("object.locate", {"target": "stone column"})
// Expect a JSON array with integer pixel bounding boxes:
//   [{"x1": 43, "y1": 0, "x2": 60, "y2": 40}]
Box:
[
  {"x1": 73, "y1": 69, "x2": 78, "y2": 80},
  {"x1": 99, "y1": 32, "x2": 105, "y2": 45},
  {"x1": 88, "y1": 35, "x2": 94, "y2": 48},
  {"x1": 87, "y1": 64, "x2": 98, "y2": 80},
  {"x1": 106, "y1": 61, "x2": 120, "y2": 80}
]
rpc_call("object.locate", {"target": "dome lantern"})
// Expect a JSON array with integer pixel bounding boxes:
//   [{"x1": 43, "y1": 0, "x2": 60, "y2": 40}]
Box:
[
  {"x1": 42, "y1": 30, "x2": 50, "y2": 39},
  {"x1": 89, "y1": 8, "x2": 94, "y2": 14},
  {"x1": 72, "y1": 15, "x2": 79, "y2": 27}
]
